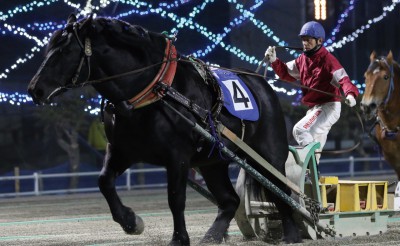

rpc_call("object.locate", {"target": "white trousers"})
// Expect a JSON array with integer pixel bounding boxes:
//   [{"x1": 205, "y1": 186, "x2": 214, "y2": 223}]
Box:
[{"x1": 292, "y1": 102, "x2": 341, "y2": 162}]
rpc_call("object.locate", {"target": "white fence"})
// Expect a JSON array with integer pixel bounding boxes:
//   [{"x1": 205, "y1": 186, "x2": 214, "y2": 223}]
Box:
[
  {"x1": 0, "y1": 167, "x2": 167, "y2": 198},
  {"x1": 0, "y1": 156, "x2": 395, "y2": 198}
]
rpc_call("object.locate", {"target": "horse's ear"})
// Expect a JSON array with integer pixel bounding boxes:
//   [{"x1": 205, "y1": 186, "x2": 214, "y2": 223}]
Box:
[
  {"x1": 67, "y1": 13, "x2": 77, "y2": 24},
  {"x1": 370, "y1": 51, "x2": 377, "y2": 61},
  {"x1": 79, "y1": 13, "x2": 93, "y2": 31},
  {"x1": 387, "y1": 50, "x2": 393, "y2": 64}
]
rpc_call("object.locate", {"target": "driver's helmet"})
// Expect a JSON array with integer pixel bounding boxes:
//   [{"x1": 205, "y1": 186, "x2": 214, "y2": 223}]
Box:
[{"x1": 299, "y1": 21, "x2": 325, "y2": 41}]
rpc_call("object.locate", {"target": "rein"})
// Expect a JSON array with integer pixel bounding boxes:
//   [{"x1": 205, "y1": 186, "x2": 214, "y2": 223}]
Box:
[
  {"x1": 198, "y1": 62, "x2": 345, "y2": 101},
  {"x1": 48, "y1": 22, "x2": 359, "y2": 155},
  {"x1": 54, "y1": 26, "x2": 343, "y2": 103}
]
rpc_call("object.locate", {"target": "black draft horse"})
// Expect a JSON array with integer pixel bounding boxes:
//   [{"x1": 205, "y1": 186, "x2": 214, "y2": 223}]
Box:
[{"x1": 27, "y1": 14, "x2": 301, "y2": 244}]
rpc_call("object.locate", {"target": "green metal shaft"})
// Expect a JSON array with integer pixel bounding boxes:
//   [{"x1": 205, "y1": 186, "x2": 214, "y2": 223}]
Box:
[{"x1": 162, "y1": 100, "x2": 335, "y2": 236}]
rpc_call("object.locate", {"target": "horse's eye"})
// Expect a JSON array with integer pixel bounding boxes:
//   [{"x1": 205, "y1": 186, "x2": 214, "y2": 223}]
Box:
[{"x1": 384, "y1": 75, "x2": 389, "y2": 80}]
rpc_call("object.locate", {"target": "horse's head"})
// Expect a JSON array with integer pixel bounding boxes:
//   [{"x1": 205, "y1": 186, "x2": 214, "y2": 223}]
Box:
[
  {"x1": 28, "y1": 14, "x2": 166, "y2": 105},
  {"x1": 360, "y1": 51, "x2": 395, "y2": 120},
  {"x1": 27, "y1": 14, "x2": 93, "y2": 104}
]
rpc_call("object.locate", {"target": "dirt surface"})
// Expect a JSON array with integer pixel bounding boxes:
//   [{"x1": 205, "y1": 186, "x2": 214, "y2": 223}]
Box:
[{"x1": 1, "y1": 188, "x2": 400, "y2": 245}]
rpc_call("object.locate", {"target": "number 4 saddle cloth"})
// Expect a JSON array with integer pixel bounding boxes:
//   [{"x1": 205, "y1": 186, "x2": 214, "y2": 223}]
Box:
[{"x1": 211, "y1": 67, "x2": 259, "y2": 121}]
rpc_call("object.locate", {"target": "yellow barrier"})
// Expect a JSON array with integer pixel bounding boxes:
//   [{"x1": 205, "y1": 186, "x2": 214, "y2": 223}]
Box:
[
  {"x1": 319, "y1": 177, "x2": 388, "y2": 212},
  {"x1": 320, "y1": 176, "x2": 340, "y2": 212},
  {"x1": 371, "y1": 182, "x2": 387, "y2": 210},
  {"x1": 340, "y1": 181, "x2": 371, "y2": 211}
]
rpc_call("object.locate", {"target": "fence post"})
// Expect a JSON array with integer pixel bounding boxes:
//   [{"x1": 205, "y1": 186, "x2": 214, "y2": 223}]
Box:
[
  {"x1": 33, "y1": 172, "x2": 40, "y2": 196},
  {"x1": 14, "y1": 167, "x2": 20, "y2": 195},
  {"x1": 126, "y1": 168, "x2": 131, "y2": 191},
  {"x1": 349, "y1": 156, "x2": 355, "y2": 177}
]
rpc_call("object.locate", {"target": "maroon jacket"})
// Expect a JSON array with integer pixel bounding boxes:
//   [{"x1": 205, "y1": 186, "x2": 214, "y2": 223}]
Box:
[{"x1": 271, "y1": 46, "x2": 359, "y2": 107}]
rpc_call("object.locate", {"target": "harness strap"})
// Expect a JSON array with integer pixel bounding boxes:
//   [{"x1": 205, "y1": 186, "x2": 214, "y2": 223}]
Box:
[
  {"x1": 217, "y1": 124, "x2": 305, "y2": 197},
  {"x1": 186, "y1": 56, "x2": 224, "y2": 119},
  {"x1": 156, "y1": 82, "x2": 209, "y2": 122}
]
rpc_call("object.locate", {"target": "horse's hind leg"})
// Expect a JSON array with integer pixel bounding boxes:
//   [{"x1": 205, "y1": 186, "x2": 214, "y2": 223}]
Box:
[
  {"x1": 98, "y1": 147, "x2": 144, "y2": 235},
  {"x1": 198, "y1": 163, "x2": 240, "y2": 244}
]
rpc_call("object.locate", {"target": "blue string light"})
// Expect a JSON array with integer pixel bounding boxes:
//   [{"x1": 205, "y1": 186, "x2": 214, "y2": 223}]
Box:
[
  {"x1": 0, "y1": 0, "x2": 398, "y2": 111},
  {"x1": 324, "y1": 0, "x2": 358, "y2": 45}
]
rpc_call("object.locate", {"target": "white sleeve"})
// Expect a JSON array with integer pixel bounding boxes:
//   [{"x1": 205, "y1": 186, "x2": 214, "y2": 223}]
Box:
[
  {"x1": 331, "y1": 68, "x2": 348, "y2": 88},
  {"x1": 286, "y1": 60, "x2": 300, "y2": 80}
]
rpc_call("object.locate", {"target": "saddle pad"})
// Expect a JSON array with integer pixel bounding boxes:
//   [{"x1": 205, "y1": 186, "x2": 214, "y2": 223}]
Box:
[{"x1": 211, "y1": 68, "x2": 259, "y2": 121}]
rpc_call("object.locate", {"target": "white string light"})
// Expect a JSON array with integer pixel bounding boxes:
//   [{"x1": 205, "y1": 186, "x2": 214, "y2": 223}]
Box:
[
  {"x1": 0, "y1": 0, "x2": 397, "y2": 111},
  {"x1": 326, "y1": 0, "x2": 400, "y2": 51}
]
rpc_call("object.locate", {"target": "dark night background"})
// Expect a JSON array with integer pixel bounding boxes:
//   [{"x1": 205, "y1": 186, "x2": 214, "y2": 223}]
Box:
[{"x1": 0, "y1": 0, "x2": 399, "y2": 173}]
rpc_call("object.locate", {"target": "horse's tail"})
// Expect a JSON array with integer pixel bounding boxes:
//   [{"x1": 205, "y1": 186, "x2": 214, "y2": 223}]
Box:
[
  {"x1": 247, "y1": 171, "x2": 265, "y2": 201},
  {"x1": 235, "y1": 167, "x2": 265, "y2": 202}
]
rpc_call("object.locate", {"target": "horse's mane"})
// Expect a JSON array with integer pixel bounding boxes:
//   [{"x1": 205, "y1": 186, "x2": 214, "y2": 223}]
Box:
[
  {"x1": 91, "y1": 17, "x2": 143, "y2": 35},
  {"x1": 46, "y1": 16, "x2": 164, "y2": 55}
]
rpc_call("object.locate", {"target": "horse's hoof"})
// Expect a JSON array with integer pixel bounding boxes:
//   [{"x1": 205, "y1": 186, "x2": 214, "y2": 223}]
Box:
[
  {"x1": 123, "y1": 214, "x2": 144, "y2": 235},
  {"x1": 282, "y1": 235, "x2": 302, "y2": 244},
  {"x1": 133, "y1": 215, "x2": 145, "y2": 234},
  {"x1": 168, "y1": 240, "x2": 189, "y2": 246},
  {"x1": 168, "y1": 231, "x2": 190, "y2": 246},
  {"x1": 199, "y1": 235, "x2": 224, "y2": 244}
]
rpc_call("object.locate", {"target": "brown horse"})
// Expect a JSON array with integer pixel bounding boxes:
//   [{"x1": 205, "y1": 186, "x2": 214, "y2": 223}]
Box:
[{"x1": 360, "y1": 51, "x2": 400, "y2": 179}]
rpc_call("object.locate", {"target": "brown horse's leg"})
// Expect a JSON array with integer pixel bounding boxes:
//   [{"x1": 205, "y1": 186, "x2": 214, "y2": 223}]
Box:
[
  {"x1": 98, "y1": 145, "x2": 144, "y2": 235},
  {"x1": 166, "y1": 160, "x2": 190, "y2": 246}
]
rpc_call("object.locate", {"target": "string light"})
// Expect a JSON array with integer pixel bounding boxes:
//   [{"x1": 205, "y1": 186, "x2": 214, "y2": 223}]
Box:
[
  {"x1": 0, "y1": 0, "x2": 398, "y2": 110},
  {"x1": 325, "y1": 0, "x2": 358, "y2": 45},
  {"x1": 326, "y1": 0, "x2": 400, "y2": 51}
]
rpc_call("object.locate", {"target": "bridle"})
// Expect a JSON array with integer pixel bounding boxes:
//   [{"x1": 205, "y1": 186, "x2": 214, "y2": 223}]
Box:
[
  {"x1": 46, "y1": 21, "x2": 178, "y2": 109},
  {"x1": 367, "y1": 57, "x2": 399, "y2": 137},
  {"x1": 369, "y1": 57, "x2": 395, "y2": 108},
  {"x1": 70, "y1": 22, "x2": 92, "y2": 86},
  {"x1": 45, "y1": 21, "x2": 94, "y2": 100}
]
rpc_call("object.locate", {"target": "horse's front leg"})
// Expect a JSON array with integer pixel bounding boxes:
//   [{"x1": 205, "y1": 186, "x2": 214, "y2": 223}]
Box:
[
  {"x1": 98, "y1": 145, "x2": 144, "y2": 235},
  {"x1": 167, "y1": 160, "x2": 190, "y2": 246}
]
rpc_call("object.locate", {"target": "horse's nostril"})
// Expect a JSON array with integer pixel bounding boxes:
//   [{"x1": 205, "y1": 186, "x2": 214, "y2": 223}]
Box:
[{"x1": 369, "y1": 103, "x2": 377, "y2": 110}]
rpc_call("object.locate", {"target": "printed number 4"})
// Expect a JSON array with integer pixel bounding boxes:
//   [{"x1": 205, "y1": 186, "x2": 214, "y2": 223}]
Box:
[{"x1": 232, "y1": 81, "x2": 250, "y2": 108}]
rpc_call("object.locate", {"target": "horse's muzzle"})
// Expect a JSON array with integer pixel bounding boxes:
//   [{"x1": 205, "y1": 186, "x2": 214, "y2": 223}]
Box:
[
  {"x1": 27, "y1": 86, "x2": 44, "y2": 105},
  {"x1": 360, "y1": 102, "x2": 377, "y2": 120}
]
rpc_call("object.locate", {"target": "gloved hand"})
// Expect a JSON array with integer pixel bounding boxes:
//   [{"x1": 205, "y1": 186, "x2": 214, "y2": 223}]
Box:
[
  {"x1": 345, "y1": 94, "x2": 356, "y2": 107},
  {"x1": 264, "y1": 46, "x2": 277, "y2": 63}
]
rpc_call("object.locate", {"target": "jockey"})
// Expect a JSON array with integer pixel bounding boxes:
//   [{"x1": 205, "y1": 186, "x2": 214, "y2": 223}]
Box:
[{"x1": 264, "y1": 21, "x2": 359, "y2": 162}]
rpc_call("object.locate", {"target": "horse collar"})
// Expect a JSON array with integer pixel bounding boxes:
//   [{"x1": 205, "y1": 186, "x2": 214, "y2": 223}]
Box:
[{"x1": 127, "y1": 39, "x2": 178, "y2": 108}]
